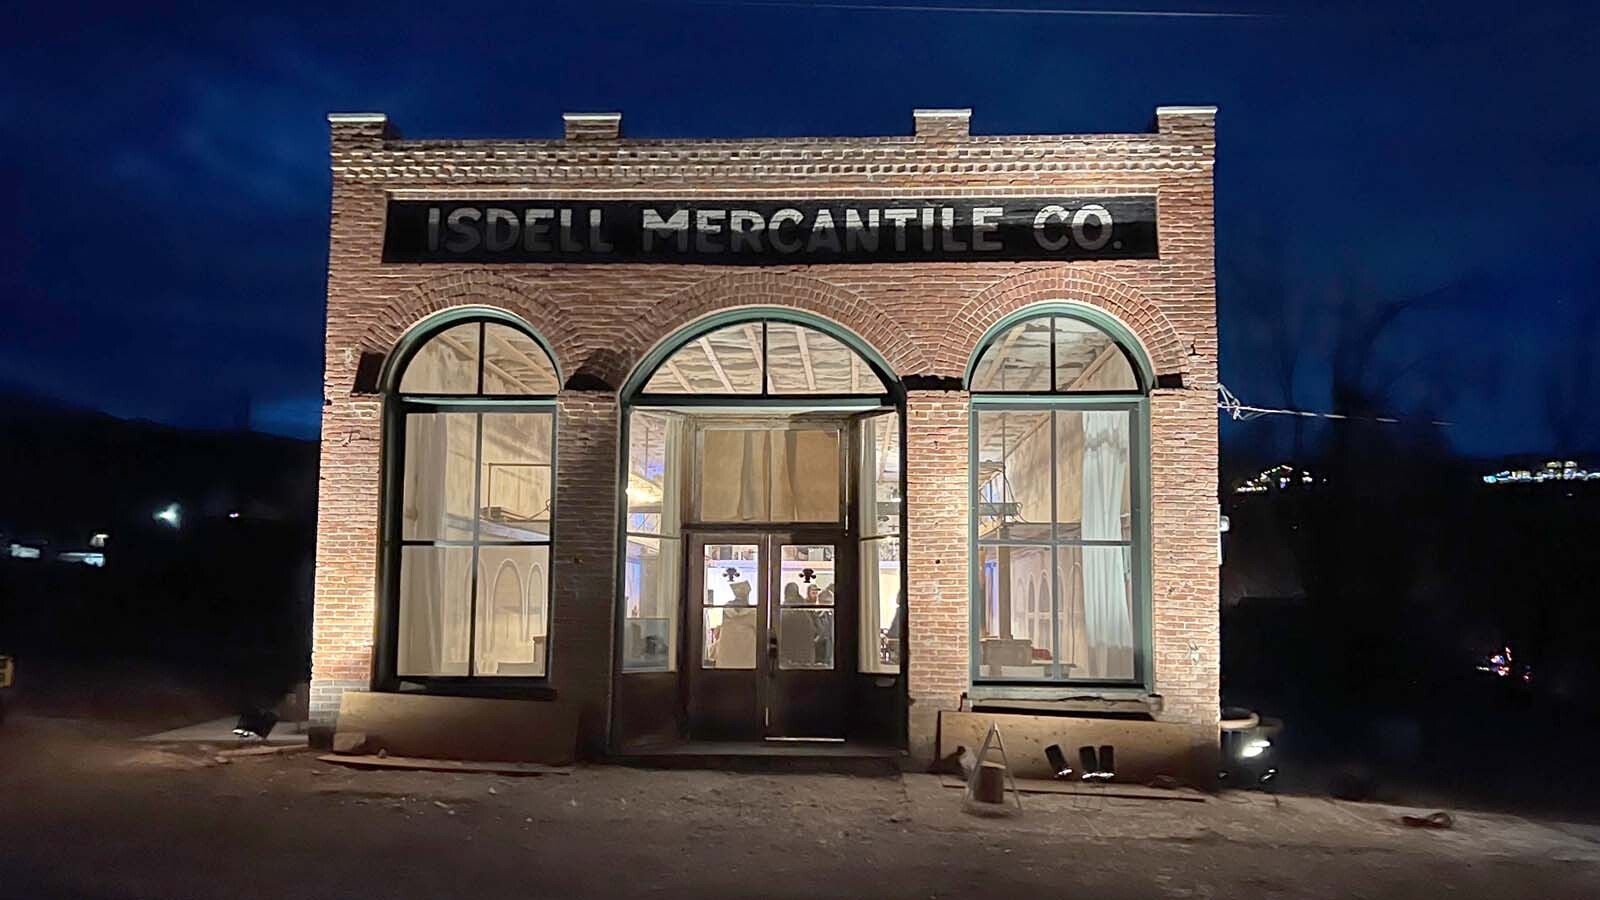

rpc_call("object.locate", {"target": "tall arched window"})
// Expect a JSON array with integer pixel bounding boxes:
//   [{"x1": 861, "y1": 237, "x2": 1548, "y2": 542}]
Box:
[
  {"x1": 968, "y1": 307, "x2": 1149, "y2": 686},
  {"x1": 383, "y1": 311, "x2": 559, "y2": 684}
]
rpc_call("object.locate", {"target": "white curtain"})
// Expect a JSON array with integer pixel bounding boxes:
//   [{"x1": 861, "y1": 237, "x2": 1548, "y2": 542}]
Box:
[{"x1": 1081, "y1": 411, "x2": 1133, "y2": 666}]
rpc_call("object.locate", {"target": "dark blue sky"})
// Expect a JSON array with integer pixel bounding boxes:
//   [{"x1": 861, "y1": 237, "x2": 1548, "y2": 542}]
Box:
[{"x1": 3, "y1": 1, "x2": 1595, "y2": 457}]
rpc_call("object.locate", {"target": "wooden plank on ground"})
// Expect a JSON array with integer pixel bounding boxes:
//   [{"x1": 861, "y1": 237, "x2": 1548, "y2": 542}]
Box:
[
  {"x1": 939, "y1": 774, "x2": 1207, "y2": 802},
  {"x1": 320, "y1": 753, "x2": 573, "y2": 776},
  {"x1": 938, "y1": 710, "x2": 1211, "y2": 786},
  {"x1": 334, "y1": 692, "x2": 578, "y2": 765}
]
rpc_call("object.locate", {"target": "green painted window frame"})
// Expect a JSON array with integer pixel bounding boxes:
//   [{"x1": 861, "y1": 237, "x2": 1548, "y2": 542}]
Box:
[
  {"x1": 965, "y1": 304, "x2": 1154, "y2": 690},
  {"x1": 375, "y1": 308, "x2": 563, "y2": 693}
]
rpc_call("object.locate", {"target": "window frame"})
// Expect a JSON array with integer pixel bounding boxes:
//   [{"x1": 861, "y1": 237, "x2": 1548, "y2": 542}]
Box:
[
  {"x1": 965, "y1": 306, "x2": 1154, "y2": 691},
  {"x1": 376, "y1": 309, "x2": 562, "y2": 694}
]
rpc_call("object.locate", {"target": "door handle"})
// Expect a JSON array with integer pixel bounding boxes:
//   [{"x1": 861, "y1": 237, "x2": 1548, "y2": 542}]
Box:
[{"x1": 768, "y1": 634, "x2": 779, "y2": 660}]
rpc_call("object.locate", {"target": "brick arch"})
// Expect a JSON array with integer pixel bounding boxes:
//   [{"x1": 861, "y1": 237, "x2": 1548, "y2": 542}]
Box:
[
  {"x1": 949, "y1": 268, "x2": 1189, "y2": 379},
  {"x1": 357, "y1": 270, "x2": 578, "y2": 383},
  {"x1": 606, "y1": 271, "x2": 932, "y2": 390}
]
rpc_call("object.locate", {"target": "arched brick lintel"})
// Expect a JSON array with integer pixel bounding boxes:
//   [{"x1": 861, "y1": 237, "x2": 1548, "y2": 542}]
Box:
[
  {"x1": 355, "y1": 270, "x2": 576, "y2": 384},
  {"x1": 948, "y1": 268, "x2": 1190, "y2": 379},
  {"x1": 607, "y1": 270, "x2": 933, "y2": 389}
]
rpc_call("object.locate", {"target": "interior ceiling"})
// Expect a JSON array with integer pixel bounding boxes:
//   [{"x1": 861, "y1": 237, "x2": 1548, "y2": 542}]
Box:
[
  {"x1": 971, "y1": 318, "x2": 1124, "y2": 394},
  {"x1": 643, "y1": 321, "x2": 883, "y2": 395}
]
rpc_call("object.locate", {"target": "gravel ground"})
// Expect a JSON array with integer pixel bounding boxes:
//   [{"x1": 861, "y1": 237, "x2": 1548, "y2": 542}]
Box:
[{"x1": 2, "y1": 715, "x2": 1597, "y2": 900}]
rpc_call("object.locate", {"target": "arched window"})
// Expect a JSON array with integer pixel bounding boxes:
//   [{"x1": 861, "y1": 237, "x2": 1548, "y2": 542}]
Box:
[
  {"x1": 969, "y1": 307, "x2": 1148, "y2": 686},
  {"x1": 384, "y1": 312, "x2": 558, "y2": 684},
  {"x1": 617, "y1": 311, "x2": 903, "y2": 683}
]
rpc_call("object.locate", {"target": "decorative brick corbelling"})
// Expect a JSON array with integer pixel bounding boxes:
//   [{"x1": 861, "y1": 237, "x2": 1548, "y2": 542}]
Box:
[{"x1": 949, "y1": 267, "x2": 1191, "y2": 378}]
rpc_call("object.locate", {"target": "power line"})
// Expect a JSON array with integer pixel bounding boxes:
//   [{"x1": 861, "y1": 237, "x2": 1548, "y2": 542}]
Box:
[
  {"x1": 692, "y1": 1, "x2": 1270, "y2": 19},
  {"x1": 1217, "y1": 384, "x2": 1452, "y2": 427}
]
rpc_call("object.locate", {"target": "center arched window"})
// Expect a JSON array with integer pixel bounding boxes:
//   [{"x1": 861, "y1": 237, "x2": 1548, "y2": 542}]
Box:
[{"x1": 383, "y1": 312, "x2": 559, "y2": 685}]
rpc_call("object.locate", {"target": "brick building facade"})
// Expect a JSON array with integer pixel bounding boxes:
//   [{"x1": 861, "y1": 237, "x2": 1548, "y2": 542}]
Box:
[{"x1": 312, "y1": 106, "x2": 1220, "y2": 773}]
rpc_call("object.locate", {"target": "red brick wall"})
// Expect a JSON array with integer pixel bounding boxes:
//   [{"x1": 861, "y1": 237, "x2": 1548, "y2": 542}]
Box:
[
  {"x1": 312, "y1": 108, "x2": 1220, "y2": 761},
  {"x1": 903, "y1": 392, "x2": 971, "y2": 756}
]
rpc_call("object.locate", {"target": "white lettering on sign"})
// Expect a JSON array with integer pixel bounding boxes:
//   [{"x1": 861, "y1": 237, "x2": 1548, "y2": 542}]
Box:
[
  {"x1": 844, "y1": 208, "x2": 880, "y2": 252},
  {"x1": 523, "y1": 209, "x2": 555, "y2": 251},
  {"x1": 445, "y1": 208, "x2": 482, "y2": 253},
  {"x1": 394, "y1": 198, "x2": 1148, "y2": 262},
  {"x1": 729, "y1": 210, "x2": 764, "y2": 252},
  {"x1": 769, "y1": 208, "x2": 804, "y2": 253},
  {"x1": 642, "y1": 208, "x2": 689, "y2": 251},
  {"x1": 1072, "y1": 204, "x2": 1113, "y2": 251},
  {"x1": 971, "y1": 207, "x2": 1002, "y2": 251},
  {"x1": 1033, "y1": 205, "x2": 1070, "y2": 251}
]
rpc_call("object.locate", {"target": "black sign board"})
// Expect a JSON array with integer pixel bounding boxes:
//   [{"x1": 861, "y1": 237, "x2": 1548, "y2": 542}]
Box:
[{"x1": 382, "y1": 197, "x2": 1157, "y2": 265}]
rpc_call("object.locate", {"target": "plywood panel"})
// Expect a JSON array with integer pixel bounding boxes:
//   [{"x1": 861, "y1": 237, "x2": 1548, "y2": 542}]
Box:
[
  {"x1": 938, "y1": 710, "x2": 1211, "y2": 787},
  {"x1": 335, "y1": 692, "x2": 578, "y2": 764}
]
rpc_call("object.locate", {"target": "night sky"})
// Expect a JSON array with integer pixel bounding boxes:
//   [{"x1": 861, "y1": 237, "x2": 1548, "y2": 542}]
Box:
[{"x1": 3, "y1": 1, "x2": 1595, "y2": 458}]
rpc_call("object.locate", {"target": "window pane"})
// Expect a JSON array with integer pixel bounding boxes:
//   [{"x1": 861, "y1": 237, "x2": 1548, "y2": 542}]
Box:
[
  {"x1": 1055, "y1": 317, "x2": 1138, "y2": 391},
  {"x1": 399, "y1": 322, "x2": 480, "y2": 394},
  {"x1": 770, "y1": 428, "x2": 841, "y2": 522},
  {"x1": 1056, "y1": 545, "x2": 1136, "y2": 680},
  {"x1": 401, "y1": 413, "x2": 478, "y2": 542},
  {"x1": 479, "y1": 413, "x2": 553, "y2": 541},
  {"x1": 628, "y1": 410, "x2": 686, "y2": 537},
  {"x1": 976, "y1": 545, "x2": 1053, "y2": 679},
  {"x1": 859, "y1": 413, "x2": 901, "y2": 537},
  {"x1": 623, "y1": 536, "x2": 680, "y2": 671},
  {"x1": 1055, "y1": 410, "x2": 1132, "y2": 541},
  {"x1": 397, "y1": 545, "x2": 473, "y2": 677},
  {"x1": 969, "y1": 318, "x2": 1052, "y2": 392},
  {"x1": 474, "y1": 545, "x2": 549, "y2": 677},
  {"x1": 704, "y1": 608, "x2": 759, "y2": 669},
  {"x1": 974, "y1": 409, "x2": 1052, "y2": 541},
  {"x1": 860, "y1": 537, "x2": 901, "y2": 673},
  {"x1": 778, "y1": 608, "x2": 835, "y2": 669},
  {"x1": 482, "y1": 324, "x2": 560, "y2": 395},
  {"x1": 766, "y1": 323, "x2": 878, "y2": 394},
  {"x1": 644, "y1": 323, "x2": 763, "y2": 394},
  {"x1": 702, "y1": 543, "x2": 759, "y2": 606},
  {"x1": 780, "y1": 544, "x2": 835, "y2": 605},
  {"x1": 697, "y1": 429, "x2": 771, "y2": 522}
]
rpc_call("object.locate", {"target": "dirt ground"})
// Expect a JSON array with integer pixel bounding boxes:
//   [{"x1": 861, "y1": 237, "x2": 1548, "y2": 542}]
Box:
[{"x1": 2, "y1": 714, "x2": 1597, "y2": 900}]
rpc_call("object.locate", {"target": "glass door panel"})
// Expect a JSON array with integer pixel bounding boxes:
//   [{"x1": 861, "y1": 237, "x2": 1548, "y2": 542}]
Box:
[
  {"x1": 701, "y1": 543, "x2": 759, "y2": 670},
  {"x1": 775, "y1": 544, "x2": 836, "y2": 671}
]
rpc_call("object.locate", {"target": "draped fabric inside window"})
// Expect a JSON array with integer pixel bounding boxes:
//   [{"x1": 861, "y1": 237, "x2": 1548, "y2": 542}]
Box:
[
  {"x1": 1076, "y1": 411, "x2": 1134, "y2": 678},
  {"x1": 695, "y1": 425, "x2": 840, "y2": 523}
]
